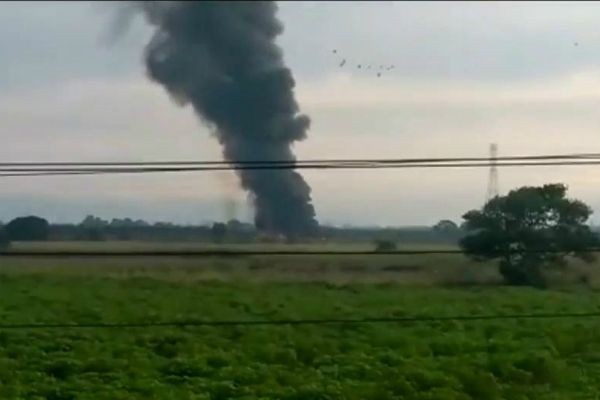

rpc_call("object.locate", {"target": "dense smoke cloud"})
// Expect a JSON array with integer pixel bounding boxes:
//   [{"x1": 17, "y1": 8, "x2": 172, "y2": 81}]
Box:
[{"x1": 135, "y1": 1, "x2": 318, "y2": 238}]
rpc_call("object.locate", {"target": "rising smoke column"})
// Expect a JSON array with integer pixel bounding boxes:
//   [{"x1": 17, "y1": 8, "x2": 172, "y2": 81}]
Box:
[{"x1": 136, "y1": 1, "x2": 318, "y2": 238}]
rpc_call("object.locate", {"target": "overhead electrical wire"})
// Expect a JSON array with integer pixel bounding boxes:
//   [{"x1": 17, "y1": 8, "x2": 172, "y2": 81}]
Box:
[
  {"x1": 2, "y1": 152, "x2": 600, "y2": 177},
  {"x1": 1, "y1": 151, "x2": 600, "y2": 166}
]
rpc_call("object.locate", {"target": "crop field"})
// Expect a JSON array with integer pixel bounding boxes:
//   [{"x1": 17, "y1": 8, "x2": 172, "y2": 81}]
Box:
[{"x1": 1, "y1": 242, "x2": 600, "y2": 399}]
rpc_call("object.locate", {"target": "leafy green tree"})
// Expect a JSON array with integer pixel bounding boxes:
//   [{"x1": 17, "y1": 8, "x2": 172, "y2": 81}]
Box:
[
  {"x1": 5, "y1": 216, "x2": 50, "y2": 241},
  {"x1": 460, "y1": 184, "x2": 599, "y2": 287}
]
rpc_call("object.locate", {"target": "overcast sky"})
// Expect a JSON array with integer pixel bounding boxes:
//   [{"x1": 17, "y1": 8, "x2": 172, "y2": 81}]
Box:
[{"x1": 2, "y1": 1, "x2": 600, "y2": 226}]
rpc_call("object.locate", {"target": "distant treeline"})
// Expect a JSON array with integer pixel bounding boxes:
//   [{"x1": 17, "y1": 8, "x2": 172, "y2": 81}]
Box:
[
  {"x1": 49, "y1": 217, "x2": 257, "y2": 243},
  {"x1": 0, "y1": 215, "x2": 467, "y2": 244},
  {"x1": 47, "y1": 216, "x2": 466, "y2": 244}
]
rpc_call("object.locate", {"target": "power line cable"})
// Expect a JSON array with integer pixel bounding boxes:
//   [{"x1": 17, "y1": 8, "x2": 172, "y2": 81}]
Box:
[
  {"x1": 1, "y1": 152, "x2": 600, "y2": 167},
  {"x1": 2, "y1": 151, "x2": 600, "y2": 177},
  {"x1": 1, "y1": 311, "x2": 600, "y2": 330},
  {"x1": 5, "y1": 159, "x2": 600, "y2": 177}
]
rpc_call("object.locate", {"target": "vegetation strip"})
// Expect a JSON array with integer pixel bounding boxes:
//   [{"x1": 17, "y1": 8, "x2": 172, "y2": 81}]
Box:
[{"x1": 1, "y1": 248, "x2": 600, "y2": 256}]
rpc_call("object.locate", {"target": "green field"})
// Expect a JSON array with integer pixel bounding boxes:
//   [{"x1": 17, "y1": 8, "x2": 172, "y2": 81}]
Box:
[{"x1": 1, "y1": 242, "x2": 600, "y2": 399}]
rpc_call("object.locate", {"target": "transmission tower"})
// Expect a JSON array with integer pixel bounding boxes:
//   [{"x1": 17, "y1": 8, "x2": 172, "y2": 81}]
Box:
[{"x1": 486, "y1": 143, "x2": 499, "y2": 202}]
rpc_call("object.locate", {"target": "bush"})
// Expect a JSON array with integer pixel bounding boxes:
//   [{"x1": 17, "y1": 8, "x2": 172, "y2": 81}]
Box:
[
  {"x1": 374, "y1": 240, "x2": 397, "y2": 252},
  {"x1": 44, "y1": 359, "x2": 80, "y2": 380},
  {"x1": 499, "y1": 260, "x2": 546, "y2": 288}
]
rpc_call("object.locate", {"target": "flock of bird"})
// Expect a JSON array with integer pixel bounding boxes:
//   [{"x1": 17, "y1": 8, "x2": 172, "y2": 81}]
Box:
[
  {"x1": 332, "y1": 49, "x2": 394, "y2": 78},
  {"x1": 332, "y1": 41, "x2": 580, "y2": 77}
]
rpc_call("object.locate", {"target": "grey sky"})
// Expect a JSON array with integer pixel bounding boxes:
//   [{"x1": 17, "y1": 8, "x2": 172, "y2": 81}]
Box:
[
  {"x1": 278, "y1": 1, "x2": 600, "y2": 81},
  {"x1": 1, "y1": 1, "x2": 600, "y2": 226}
]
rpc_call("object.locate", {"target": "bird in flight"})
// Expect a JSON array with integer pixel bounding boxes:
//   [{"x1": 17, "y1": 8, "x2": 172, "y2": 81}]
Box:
[{"x1": 339, "y1": 59, "x2": 346, "y2": 67}]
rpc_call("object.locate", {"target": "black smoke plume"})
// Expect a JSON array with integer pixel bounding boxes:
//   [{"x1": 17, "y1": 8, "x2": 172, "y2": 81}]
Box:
[{"x1": 135, "y1": 1, "x2": 318, "y2": 238}]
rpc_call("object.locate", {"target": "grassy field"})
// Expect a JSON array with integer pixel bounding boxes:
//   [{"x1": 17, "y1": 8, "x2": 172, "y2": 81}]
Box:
[
  {"x1": 0, "y1": 241, "x2": 492, "y2": 285},
  {"x1": 1, "y1": 241, "x2": 596, "y2": 287},
  {"x1": 0, "y1": 242, "x2": 599, "y2": 398}
]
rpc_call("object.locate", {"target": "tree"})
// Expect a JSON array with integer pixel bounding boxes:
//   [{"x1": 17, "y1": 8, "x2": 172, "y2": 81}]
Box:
[
  {"x1": 0, "y1": 228, "x2": 10, "y2": 249},
  {"x1": 80, "y1": 215, "x2": 108, "y2": 228},
  {"x1": 460, "y1": 184, "x2": 599, "y2": 287},
  {"x1": 79, "y1": 215, "x2": 108, "y2": 240},
  {"x1": 6, "y1": 216, "x2": 50, "y2": 241},
  {"x1": 433, "y1": 220, "x2": 459, "y2": 234},
  {"x1": 433, "y1": 220, "x2": 461, "y2": 241},
  {"x1": 211, "y1": 222, "x2": 227, "y2": 244}
]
